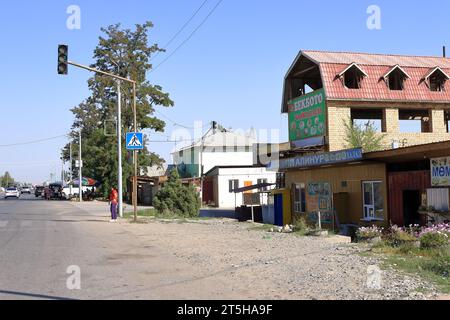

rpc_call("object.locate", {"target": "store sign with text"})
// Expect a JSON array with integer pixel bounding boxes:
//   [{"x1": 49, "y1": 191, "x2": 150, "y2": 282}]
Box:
[
  {"x1": 431, "y1": 157, "x2": 450, "y2": 186},
  {"x1": 270, "y1": 148, "x2": 363, "y2": 171},
  {"x1": 288, "y1": 89, "x2": 326, "y2": 142}
]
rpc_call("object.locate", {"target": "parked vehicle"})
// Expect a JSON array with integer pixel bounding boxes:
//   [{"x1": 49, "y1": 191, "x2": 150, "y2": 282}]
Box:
[
  {"x1": 5, "y1": 187, "x2": 20, "y2": 199},
  {"x1": 21, "y1": 186, "x2": 31, "y2": 194},
  {"x1": 35, "y1": 186, "x2": 45, "y2": 198}
]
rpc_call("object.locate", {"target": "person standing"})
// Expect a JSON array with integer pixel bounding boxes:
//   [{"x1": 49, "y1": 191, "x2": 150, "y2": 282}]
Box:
[{"x1": 109, "y1": 187, "x2": 118, "y2": 222}]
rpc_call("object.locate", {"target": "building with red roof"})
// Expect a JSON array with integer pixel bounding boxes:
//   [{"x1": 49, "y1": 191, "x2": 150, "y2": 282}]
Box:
[{"x1": 282, "y1": 50, "x2": 450, "y2": 152}]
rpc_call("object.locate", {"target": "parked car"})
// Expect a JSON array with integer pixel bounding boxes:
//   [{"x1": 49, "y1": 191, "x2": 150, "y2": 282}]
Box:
[
  {"x1": 5, "y1": 187, "x2": 20, "y2": 199},
  {"x1": 21, "y1": 186, "x2": 31, "y2": 194},
  {"x1": 35, "y1": 186, "x2": 45, "y2": 198}
]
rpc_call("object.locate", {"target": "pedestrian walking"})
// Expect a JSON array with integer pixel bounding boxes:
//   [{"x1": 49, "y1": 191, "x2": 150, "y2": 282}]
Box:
[{"x1": 109, "y1": 187, "x2": 118, "y2": 222}]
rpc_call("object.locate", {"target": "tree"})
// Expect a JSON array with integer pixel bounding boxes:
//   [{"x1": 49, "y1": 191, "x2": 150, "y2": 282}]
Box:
[
  {"x1": 62, "y1": 22, "x2": 174, "y2": 197},
  {"x1": 343, "y1": 117, "x2": 385, "y2": 152},
  {"x1": 153, "y1": 170, "x2": 200, "y2": 218},
  {"x1": 0, "y1": 172, "x2": 15, "y2": 187}
]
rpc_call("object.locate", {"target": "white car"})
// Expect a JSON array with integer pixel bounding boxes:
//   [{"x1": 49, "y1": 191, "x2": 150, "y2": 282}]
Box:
[
  {"x1": 5, "y1": 187, "x2": 20, "y2": 199},
  {"x1": 21, "y1": 187, "x2": 31, "y2": 194}
]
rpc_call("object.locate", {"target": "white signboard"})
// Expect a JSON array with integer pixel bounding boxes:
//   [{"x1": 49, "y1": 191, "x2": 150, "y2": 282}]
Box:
[{"x1": 431, "y1": 157, "x2": 450, "y2": 186}]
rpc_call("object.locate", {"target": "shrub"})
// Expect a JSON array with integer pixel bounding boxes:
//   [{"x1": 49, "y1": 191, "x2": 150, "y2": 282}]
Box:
[
  {"x1": 153, "y1": 169, "x2": 200, "y2": 218},
  {"x1": 356, "y1": 225, "x2": 383, "y2": 241},
  {"x1": 420, "y1": 232, "x2": 449, "y2": 249},
  {"x1": 293, "y1": 216, "x2": 309, "y2": 233},
  {"x1": 419, "y1": 224, "x2": 450, "y2": 249},
  {"x1": 386, "y1": 225, "x2": 418, "y2": 247}
]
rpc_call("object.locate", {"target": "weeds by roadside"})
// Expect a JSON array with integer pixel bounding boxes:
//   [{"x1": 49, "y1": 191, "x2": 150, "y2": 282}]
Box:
[{"x1": 360, "y1": 224, "x2": 450, "y2": 294}]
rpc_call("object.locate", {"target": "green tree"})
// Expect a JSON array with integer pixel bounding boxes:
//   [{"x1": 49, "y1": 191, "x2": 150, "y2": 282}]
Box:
[
  {"x1": 153, "y1": 170, "x2": 200, "y2": 218},
  {"x1": 62, "y1": 22, "x2": 174, "y2": 198},
  {"x1": 343, "y1": 117, "x2": 385, "y2": 152},
  {"x1": 0, "y1": 172, "x2": 15, "y2": 187}
]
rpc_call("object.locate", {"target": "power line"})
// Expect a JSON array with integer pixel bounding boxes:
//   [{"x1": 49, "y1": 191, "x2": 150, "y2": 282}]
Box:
[
  {"x1": 154, "y1": 109, "x2": 211, "y2": 130},
  {"x1": 151, "y1": 0, "x2": 210, "y2": 61},
  {"x1": 0, "y1": 134, "x2": 69, "y2": 147},
  {"x1": 150, "y1": 0, "x2": 224, "y2": 73}
]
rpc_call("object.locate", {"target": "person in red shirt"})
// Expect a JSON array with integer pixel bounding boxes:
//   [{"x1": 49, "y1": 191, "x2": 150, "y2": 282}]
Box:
[{"x1": 109, "y1": 187, "x2": 119, "y2": 222}]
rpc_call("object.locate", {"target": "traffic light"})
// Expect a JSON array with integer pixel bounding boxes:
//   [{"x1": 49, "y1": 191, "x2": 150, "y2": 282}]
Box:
[{"x1": 58, "y1": 45, "x2": 68, "y2": 75}]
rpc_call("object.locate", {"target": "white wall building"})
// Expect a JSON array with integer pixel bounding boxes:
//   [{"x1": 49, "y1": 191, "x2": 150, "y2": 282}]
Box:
[
  {"x1": 172, "y1": 129, "x2": 257, "y2": 178},
  {"x1": 204, "y1": 166, "x2": 276, "y2": 208}
]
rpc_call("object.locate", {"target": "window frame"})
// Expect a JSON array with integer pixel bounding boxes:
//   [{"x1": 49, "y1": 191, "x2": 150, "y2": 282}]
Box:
[
  {"x1": 361, "y1": 181, "x2": 384, "y2": 221},
  {"x1": 293, "y1": 183, "x2": 306, "y2": 213},
  {"x1": 228, "y1": 179, "x2": 239, "y2": 193}
]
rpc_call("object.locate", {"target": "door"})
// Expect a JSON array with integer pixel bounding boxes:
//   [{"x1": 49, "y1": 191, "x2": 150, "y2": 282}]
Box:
[
  {"x1": 403, "y1": 190, "x2": 421, "y2": 226},
  {"x1": 274, "y1": 194, "x2": 283, "y2": 226}
]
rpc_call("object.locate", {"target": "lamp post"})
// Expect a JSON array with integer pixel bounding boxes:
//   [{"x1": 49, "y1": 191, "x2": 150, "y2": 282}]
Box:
[{"x1": 78, "y1": 129, "x2": 82, "y2": 203}]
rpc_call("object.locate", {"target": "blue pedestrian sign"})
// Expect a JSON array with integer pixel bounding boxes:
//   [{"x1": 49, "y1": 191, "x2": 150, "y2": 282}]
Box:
[{"x1": 126, "y1": 132, "x2": 144, "y2": 150}]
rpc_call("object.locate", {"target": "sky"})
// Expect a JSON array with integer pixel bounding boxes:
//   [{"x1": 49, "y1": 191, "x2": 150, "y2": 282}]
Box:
[{"x1": 0, "y1": 0, "x2": 449, "y2": 184}]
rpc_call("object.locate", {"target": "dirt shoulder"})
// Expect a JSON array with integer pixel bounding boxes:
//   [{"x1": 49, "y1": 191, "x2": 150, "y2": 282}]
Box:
[{"x1": 117, "y1": 218, "x2": 441, "y2": 300}]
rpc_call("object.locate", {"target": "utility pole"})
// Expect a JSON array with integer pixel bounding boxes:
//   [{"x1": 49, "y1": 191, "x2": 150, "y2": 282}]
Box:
[
  {"x1": 69, "y1": 141, "x2": 73, "y2": 196},
  {"x1": 79, "y1": 130, "x2": 83, "y2": 203},
  {"x1": 117, "y1": 79, "x2": 123, "y2": 218},
  {"x1": 133, "y1": 81, "x2": 138, "y2": 223}
]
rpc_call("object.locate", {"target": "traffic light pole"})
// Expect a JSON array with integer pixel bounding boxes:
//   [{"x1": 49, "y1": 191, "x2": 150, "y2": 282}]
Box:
[
  {"x1": 117, "y1": 79, "x2": 123, "y2": 218},
  {"x1": 66, "y1": 60, "x2": 138, "y2": 222},
  {"x1": 79, "y1": 129, "x2": 83, "y2": 203}
]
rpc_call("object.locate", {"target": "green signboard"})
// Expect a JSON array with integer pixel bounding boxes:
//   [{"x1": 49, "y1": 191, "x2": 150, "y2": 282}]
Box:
[{"x1": 288, "y1": 89, "x2": 326, "y2": 141}]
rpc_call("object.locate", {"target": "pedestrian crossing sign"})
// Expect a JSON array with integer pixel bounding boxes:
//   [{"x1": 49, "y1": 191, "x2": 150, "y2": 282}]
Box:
[{"x1": 126, "y1": 132, "x2": 144, "y2": 150}]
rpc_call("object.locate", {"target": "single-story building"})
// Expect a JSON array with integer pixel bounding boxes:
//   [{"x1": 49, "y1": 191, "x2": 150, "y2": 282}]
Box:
[
  {"x1": 203, "y1": 166, "x2": 277, "y2": 208},
  {"x1": 269, "y1": 141, "x2": 450, "y2": 229}
]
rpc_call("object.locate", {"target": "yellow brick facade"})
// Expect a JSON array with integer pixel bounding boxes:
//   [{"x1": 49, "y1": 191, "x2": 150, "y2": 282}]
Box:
[{"x1": 326, "y1": 101, "x2": 450, "y2": 152}]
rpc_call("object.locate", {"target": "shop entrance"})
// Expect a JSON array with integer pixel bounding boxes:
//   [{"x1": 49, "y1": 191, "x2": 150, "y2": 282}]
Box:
[{"x1": 403, "y1": 190, "x2": 421, "y2": 226}]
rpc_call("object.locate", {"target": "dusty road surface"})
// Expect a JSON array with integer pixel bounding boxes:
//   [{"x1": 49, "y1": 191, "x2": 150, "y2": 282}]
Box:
[{"x1": 0, "y1": 198, "x2": 441, "y2": 300}]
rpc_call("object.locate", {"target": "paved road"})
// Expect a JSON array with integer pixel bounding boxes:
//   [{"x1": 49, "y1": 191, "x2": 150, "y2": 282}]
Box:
[{"x1": 0, "y1": 195, "x2": 210, "y2": 300}]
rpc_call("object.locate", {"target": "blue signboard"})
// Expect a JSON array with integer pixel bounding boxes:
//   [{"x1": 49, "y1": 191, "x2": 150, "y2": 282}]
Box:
[
  {"x1": 269, "y1": 148, "x2": 363, "y2": 171},
  {"x1": 126, "y1": 132, "x2": 144, "y2": 150}
]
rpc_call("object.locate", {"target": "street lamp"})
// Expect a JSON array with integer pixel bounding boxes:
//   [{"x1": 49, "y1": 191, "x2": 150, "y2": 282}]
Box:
[
  {"x1": 78, "y1": 129, "x2": 83, "y2": 203},
  {"x1": 110, "y1": 59, "x2": 124, "y2": 219}
]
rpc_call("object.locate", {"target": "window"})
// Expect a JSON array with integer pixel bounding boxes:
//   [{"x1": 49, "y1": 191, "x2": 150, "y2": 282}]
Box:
[
  {"x1": 384, "y1": 66, "x2": 410, "y2": 91},
  {"x1": 229, "y1": 179, "x2": 239, "y2": 193},
  {"x1": 339, "y1": 64, "x2": 367, "y2": 89},
  {"x1": 362, "y1": 181, "x2": 384, "y2": 220},
  {"x1": 258, "y1": 178, "x2": 268, "y2": 191},
  {"x1": 399, "y1": 109, "x2": 431, "y2": 133},
  {"x1": 430, "y1": 75, "x2": 446, "y2": 92},
  {"x1": 351, "y1": 108, "x2": 384, "y2": 132},
  {"x1": 445, "y1": 111, "x2": 450, "y2": 133},
  {"x1": 276, "y1": 173, "x2": 285, "y2": 189},
  {"x1": 293, "y1": 183, "x2": 306, "y2": 213},
  {"x1": 425, "y1": 67, "x2": 449, "y2": 92}
]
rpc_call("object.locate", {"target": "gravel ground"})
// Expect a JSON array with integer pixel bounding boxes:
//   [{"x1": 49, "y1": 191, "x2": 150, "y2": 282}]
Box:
[{"x1": 119, "y1": 218, "x2": 442, "y2": 300}]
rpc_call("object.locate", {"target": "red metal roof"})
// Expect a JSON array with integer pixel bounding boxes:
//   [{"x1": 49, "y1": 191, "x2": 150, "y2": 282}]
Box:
[
  {"x1": 303, "y1": 50, "x2": 450, "y2": 68},
  {"x1": 321, "y1": 64, "x2": 450, "y2": 102},
  {"x1": 299, "y1": 51, "x2": 450, "y2": 103}
]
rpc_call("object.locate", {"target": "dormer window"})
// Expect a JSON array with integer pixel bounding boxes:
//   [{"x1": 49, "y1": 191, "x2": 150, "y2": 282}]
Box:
[
  {"x1": 338, "y1": 63, "x2": 368, "y2": 89},
  {"x1": 424, "y1": 67, "x2": 449, "y2": 92},
  {"x1": 383, "y1": 65, "x2": 411, "y2": 91}
]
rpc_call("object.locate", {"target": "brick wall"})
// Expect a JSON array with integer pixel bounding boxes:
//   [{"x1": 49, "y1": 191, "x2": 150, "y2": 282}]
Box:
[{"x1": 326, "y1": 101, "x2": 450, "y2": 151}]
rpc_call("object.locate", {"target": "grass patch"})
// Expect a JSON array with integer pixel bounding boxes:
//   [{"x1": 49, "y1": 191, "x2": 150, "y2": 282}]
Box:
[
  {"x1": 124, "y1": 209, "x2": 156, "y2": 219},
  {"x1": 369, "y1": 243, "x2": 450, "y2": 294}
]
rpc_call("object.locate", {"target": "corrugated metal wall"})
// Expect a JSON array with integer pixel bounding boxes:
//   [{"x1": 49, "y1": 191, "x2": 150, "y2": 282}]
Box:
[{"x1": 388, "y1": 170, "x2": 430, "y2": 226}]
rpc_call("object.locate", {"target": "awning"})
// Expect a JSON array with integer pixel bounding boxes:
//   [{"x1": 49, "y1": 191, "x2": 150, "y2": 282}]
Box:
[{"x1": 232, "y1": 183, "x2": 275, "y2": 194}]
